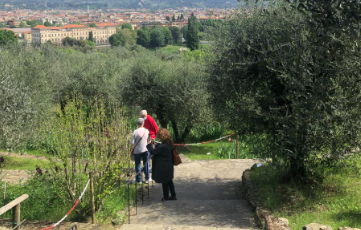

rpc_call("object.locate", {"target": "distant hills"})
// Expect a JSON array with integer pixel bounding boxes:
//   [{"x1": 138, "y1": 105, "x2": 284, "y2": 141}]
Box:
[{"x1": 1, "y1": 0, "x2": 241, "y2": 10}]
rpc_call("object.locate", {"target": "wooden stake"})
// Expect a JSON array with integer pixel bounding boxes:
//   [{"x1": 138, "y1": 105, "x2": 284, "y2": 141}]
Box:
[
  {"x1": 236, "y1": 135, "x2": 239, "y2": 159},
  {"x1": 89, "y1": 173, "x2": 96, "y2": 224},
  {"x1": 12, "y1": 203, "x2": 20, "y2": 229}
]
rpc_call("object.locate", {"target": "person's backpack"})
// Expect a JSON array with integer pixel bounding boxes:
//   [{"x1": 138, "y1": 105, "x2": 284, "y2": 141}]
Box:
[{"x1": 172, "y1": 147, "x2": 182, "y2": 166}]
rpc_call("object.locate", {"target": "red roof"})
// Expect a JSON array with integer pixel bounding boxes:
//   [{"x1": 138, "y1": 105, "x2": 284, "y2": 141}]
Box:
[
  {"x1": 62, "y1": 24, "x2": 86, "y2": 29},
  {"x1": 33, "y1": 25, "x2": 47, "y2": 29},
  {"x1": 96, "y1": 23, "x2": 116, "y2": 27}
]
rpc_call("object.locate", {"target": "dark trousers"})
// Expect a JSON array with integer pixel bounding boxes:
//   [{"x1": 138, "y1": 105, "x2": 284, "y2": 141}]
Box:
[
  {"x1": 134, "y1": 151, "x2": 150, "y2": 182},
  {"x1": 162, "y1": 180, "x2": 176, "y2": 199}
]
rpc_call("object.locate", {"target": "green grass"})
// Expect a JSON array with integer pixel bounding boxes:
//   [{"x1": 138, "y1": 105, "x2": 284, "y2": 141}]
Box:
[
  {"x1": 177, "y1": 140, "x2": 255, "y2": 161},
  {"x1": 249, "y1": 154, "x2": 361, "y2": 229},
  {"x1": 0, "y1": 156, "x2": 51, "y2": 170},
  {"x1": 96, "y1": 185, "x2": 136, "y2": 224}
]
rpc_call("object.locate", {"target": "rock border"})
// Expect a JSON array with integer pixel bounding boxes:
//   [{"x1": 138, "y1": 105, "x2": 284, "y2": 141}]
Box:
[{"x1": 242, "y1": 168, "x2": 292, "y2": 230}]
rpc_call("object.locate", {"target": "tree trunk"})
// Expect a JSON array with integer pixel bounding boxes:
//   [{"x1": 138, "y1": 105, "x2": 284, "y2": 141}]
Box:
[
  {"x1": 155, "y1": 111, "x2": 168, "y2": 128},
  {"x1": 171, "y1": 119, "x2": 180, "y2": 143},
  {"x1": 180, "y1": 124, "x2": 193, "y2": 143}
]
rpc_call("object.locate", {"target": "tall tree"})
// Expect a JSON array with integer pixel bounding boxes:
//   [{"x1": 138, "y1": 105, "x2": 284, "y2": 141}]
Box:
[
  {"x1": 209, "y1": 1, "x2": 361, "y2": 180},
  {"x1": 169, "y1": 26, "x2": 180, "y2": 43},
  {"x1": 172, "y1": 15, "x2": 176, "y2": 22},
  {"x1": 181, "y1": 25, "x2": 188, "y2": 40},
  {"x1": 150, "y1": 28, "x2": 165, "y2": 48},
  {"x1": 166, "y1": 16, "x2": 170, "y2": 21},
  {"x1": 162, "y1": 27, "x2": 173, "y2": 45},
  {"x1": 186, "y1": 14, "x2": 199, "y2": 50},
  {"x1": 136, "y1": 29, "x2": 150, "y2": 47},
  {"x1": 180, "y1": 14, "x2": 184, "y2": 20},
  {"x1": 88, "y1": 31, "x2": 94, "y2": 42},
  {"x1": 120, "y1": 53, "x2": 209, "y2": 143}
]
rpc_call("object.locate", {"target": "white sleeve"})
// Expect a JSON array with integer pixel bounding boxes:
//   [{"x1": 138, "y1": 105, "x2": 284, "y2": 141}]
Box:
[{"x1": 130, "y1": 131, "x2": 136, "y2": 145}]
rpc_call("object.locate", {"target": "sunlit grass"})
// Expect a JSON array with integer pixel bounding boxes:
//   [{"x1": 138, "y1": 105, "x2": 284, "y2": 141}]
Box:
[
  {"x1": 250, "y1": 154, "x2": 361, "y2": 229},
  {"x1": 177, "y1": 140, "x2": 255, "y2": 161},
  {"x1": 0, "y1": 156, "x2": 51, "y2": 170}
]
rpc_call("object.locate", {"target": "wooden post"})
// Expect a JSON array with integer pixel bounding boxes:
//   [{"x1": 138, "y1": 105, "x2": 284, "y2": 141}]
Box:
[
  {"x1": 12, "y1": 203, "x2": 20, "y2": 229},
  {"x1": 89, "y1": 173, "x2": 96, "y2": 224},
  {"x1": 236, "y1": 135, "x2": 239, "y2": 159},
  {"x1": 4, "y1": 181, "x2": 6, "y2": 200}
]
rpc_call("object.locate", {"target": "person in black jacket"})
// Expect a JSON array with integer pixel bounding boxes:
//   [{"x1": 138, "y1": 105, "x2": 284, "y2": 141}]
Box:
[{"x1": 147, "y1": 128, "x2": 177, "y2": 201}]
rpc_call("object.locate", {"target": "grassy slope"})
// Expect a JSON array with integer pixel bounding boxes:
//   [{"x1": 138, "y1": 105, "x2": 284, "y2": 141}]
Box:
[
  {"x1": 250, "y1": 154, "x2": 361, "y2": 229},
  {"x1": 0, "y1": 155, "x2": 51, "y2": 170},
  {"x1": 159, "y1": 45, "x2": 184, "y2": 53}
]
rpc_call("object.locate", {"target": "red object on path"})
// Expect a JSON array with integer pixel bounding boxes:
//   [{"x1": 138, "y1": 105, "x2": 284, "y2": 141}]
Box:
[{"x1": 143, "y1": 115, "x2": 158, "y2": 139}]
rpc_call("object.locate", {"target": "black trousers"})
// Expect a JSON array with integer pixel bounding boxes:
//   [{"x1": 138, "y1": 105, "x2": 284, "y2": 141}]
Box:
[{"x1": 162, "y1": 180, "x2": 176, "y2": 199}]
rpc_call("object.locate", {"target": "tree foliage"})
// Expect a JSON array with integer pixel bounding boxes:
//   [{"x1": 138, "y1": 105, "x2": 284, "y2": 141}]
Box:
[
  {"x1": 136, "y1": 29, "x2": 150, "y2": 47},
  {"x1": 87, "y1": 23, "x2": 97, "y2": 27},
  {"x1": 120, "y1": 52, "x2": 210, "y2": 142},
  {"x1": 109, "y1": 29, "x2": 137, "y2": 47},
  {"x1": 44, "y1": 21, "x2": 52, "y2": 26},
  {"x1": 162, "y1": 27, "x2": 173, "y2": 45},
  {"x1": 121, "y1": 22, "x2": 133, "y2": 30},
  {"x1": 62, "y1": 37, "x2": 86, "y2": 47},
  {"x1": 0, "y1": 30, "x2": 18, "y2": 45},
  {"x1": 19, "y1": 21, "x2": 26, "y2": 28},
  {"x1": 186, "y1": 14, "x2": 199, "y2": 50},
  {"x1": 42, "y1": 97, "x2": 131, "y2": 211},
  {"x1": 169, "y1": 26, "x2": 180, "y2": 43},
  {"x1": 88, "y1": 31, "x2": 94, "y2": 42},
  {"x1": 150, "y1": 27, "x2": 165, "y2": 48},
  {"x1": 209, "y1": 0, "x2": 361, "y2": 180}
]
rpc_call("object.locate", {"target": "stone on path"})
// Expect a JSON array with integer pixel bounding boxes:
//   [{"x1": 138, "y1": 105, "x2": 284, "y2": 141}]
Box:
[
  {"x1": 119, "y1": 159, "x2": 260, "y2": 230},
  {"x1": 338, "y1": 228, "x2": 361, "y2": 230},
  {"x1": 303, "y1": 223, "x2": 333, "y2": 230}
]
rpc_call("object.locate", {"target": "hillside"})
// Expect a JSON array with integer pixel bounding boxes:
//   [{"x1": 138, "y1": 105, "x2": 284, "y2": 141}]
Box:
[{"x1": 1, "y1": 0, "x2": 240, "y2": 10}]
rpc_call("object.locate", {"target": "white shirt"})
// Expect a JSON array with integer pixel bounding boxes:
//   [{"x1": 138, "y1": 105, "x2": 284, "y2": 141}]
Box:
[{"x1": 130, "y1": 127, "x2": 149, "y2": 154}]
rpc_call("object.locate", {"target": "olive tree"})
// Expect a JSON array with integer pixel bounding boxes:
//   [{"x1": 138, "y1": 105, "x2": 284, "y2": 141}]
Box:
[
  {"x1": 120, "y1": 51, "x2": 210, "y2": 142},
  {"x1": 209, "y1": 1, "x2": 361, "y2": 179}
]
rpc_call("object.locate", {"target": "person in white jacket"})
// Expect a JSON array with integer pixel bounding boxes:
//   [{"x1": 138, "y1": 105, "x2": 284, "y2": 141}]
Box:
[{"x1": 130, "y1": 118, "x2": 151, "y2": 184}]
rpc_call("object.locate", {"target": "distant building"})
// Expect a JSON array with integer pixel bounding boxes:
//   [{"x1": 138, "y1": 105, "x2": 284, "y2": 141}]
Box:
[
  {"x1": 23, "y1": 31, "x2": 32, "y2": 43},
  {"x1": 31, "y1": 23, "x2": 116, "y2": 45},
  {"x1": 7, "y1": 19, "x2": 21, "y2": 27}
]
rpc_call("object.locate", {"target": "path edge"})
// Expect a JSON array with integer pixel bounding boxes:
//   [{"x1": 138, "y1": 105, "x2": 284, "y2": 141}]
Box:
[{"x1": 242, "y1": 167, "x2": 292, "y2": 230}]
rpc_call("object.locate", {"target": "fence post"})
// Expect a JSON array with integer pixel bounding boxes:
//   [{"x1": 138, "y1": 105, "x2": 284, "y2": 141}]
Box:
[
  {"x1": 236, "y1": 135, "x2": 239, "y2": 159},
  {"x1": 4, "y1": 181, "x2": 6, "y2": 200},
  {"x1": 89, "y1": 173, "x2": 96, "y2": 224},
  {"x1": 12, "y1": 203, "x2": 20, "y2": 229}
]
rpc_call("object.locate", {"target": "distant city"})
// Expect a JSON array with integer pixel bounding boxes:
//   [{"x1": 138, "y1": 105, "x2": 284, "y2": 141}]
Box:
[{"x1": 0, "y1": 7, "x2": 236, "y2": 45}]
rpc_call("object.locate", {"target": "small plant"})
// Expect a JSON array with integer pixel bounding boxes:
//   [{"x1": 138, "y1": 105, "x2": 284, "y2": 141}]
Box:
[{"x1": 217, "y1": 143, "x2": 236, "y2": 159}]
